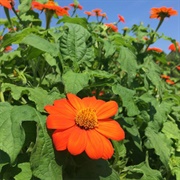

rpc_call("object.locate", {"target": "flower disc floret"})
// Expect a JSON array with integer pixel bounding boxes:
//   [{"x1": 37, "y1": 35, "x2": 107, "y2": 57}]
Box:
[{"x1": 75, "y1": 108, "x2": 98, "y2": 129}]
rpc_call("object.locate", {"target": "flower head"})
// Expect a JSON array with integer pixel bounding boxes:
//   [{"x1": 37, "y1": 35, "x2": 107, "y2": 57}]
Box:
[
  {"x1": 176, "y1": 66, "x2": 180, "y2": 71},
  {"x1": 150, "y1": 6, "x2": 178, "y2": 19},
  {"x1": 92, "y1": 8, "x2": 102, "y2": 15},
  {"x1": 0, "y1": 0, "x2": 11, "y2": 9},
  {"x1": 161, "y1": 74, "x2": 170, "y2": 79},
  {"x1": 166, "y1": 79, "x2": 175, "y2": 85},
  {"x1": 45, "y1": 93, "x2": 125, "y2": 160},
  {"x1": 118, "y1": 14, "x2": 125, "y2": 23},
  {"x1": 84, "y1": 11, "x2": 93, "y2": 16},
  {"x1": 168, "y1": 42, "x2": 180, "y2": 52},
  {"x1": 69, "y1": 3, "x2": 83, "y2": 10},
  {"x1": 32, "y1": 0, "x2": 69, "y2": 16},
  {"x1": 147, "y1": 47, "x2": 163, "y2": 53},
  {"x1": 105, "y1": 23, "x2": 118, "y2": 32}
]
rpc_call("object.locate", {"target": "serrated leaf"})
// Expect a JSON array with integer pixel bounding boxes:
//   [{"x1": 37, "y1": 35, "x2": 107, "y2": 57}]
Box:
[
  {"x1": 1, "y1": 83, "x2": 63, "y2": 112},
  {"x1": 117, "y1": 46, "x2": 138, "y2": 83},
  {"x1": 0, "y1": 103, "x2": 39, "y2": 163},
  {"x1": 21, "y1": 34, "x2": 59, "y2": 56},
  {"x1": 62, "y1": 70, "x2": 89, "y2": 94},
  {"x1": 145, "y1": 127, "x2": 172, "y2": 170},
  {"x1": 30, "y1": 115, "x2": 63, "y2": 180},
  {"x1": 112, "y1": 84, "x2": 140, "y2": 116},
  {"x1": 60, "y1": 23, "x2": 94, "y2": 65},
  {"x1": 18, "y1": 0, "x2": 31, "y2": 15},
  {"x1": 123, "y1": 162, "x2": 163, "y2": 180}
]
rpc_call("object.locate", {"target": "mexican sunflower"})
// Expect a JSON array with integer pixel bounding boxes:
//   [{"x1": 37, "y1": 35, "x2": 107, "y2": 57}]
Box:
[
  {"x1": 32, "y1": 0, "x2": 69, "y2": 16},
  {"x1": 150, "y1": 6, "x2": 178, "y2": 19},
  {"x1": 0, "y1": 0, "x2": 11, "y2": 9},
  {"x1": 168, "y1": 42, "x2": 180, "y2": 52},
  {"x1": 45, "y1": 93, "x2": 125, "y2": 160},
  {"x1": 147, "y1": 47, "x2": 163, "y2": 53},
  {"x1": 105, "y1": 23, "x2": 118, "y2": 32}
]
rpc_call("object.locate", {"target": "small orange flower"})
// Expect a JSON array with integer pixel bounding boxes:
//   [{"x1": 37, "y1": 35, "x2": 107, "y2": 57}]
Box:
[
  {"x1": 98, "y1": 13, "x2": 108, "y2": 20},
  {"x1": 32, "y1": 0, "x2": 69, "y2": 16},
  {"x1": 45, "y1": 93, "x2": 125, "y2": 160},
  {"x1": 147, "y1": 47, "x2": 163, "y2": 53},
  {"x1": 105, "y1": 23, "x2": 118, "y2": 32},
  {"x1": 84, "y1": 11, "x2": 93, "y2": 16},
  {"x1": 161, "y1": 74, "x2": 170, "y2": 79},
  {"x1": 166, "y1": 79, "x2": 175, "y2": 85},
  {"x1": 118, "y1": 14, "x2": 125, "y2": 23},
  {"x1": 0, "y1": 0, "x2": 11, "y2": 9},
  {"x1": 176, "y1": 66, "x2": 180, "y2": 71},
  {"x1": 69, "y1": 3, "x2": 83, "y2": 10},
  {"x1": 168, "y1": 42, "x2": 180, "y2": 52},
  {"x1": 4, "y1": 46, "x2": 12, "y2": 52},
  {"x1": 92, "y1": 8, "x2": 102, "y2": 15},
  {"x1": 150, "y1": 6, "x2": 178, "y2": 19}
]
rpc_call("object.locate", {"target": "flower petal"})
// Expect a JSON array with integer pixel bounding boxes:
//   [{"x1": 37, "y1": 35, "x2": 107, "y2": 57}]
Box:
[
  {"x1": 101, "y1": 138, "x2": 114, "y2": 159},
  {"x1": 85, "y1": 130, "x2": 104, "y2": 159},
  {"x1": 46, "y1": 115, "x2": 75, "y2": 129},
  {"x1": 96, "y1": 120, "x2": 125, "y2": 141},
  {"x1": 67, "y1": 93, "x2": 85, "y2": 110},
  {"x1": 82, "y1": 96, "x2": 105, "y2": 109},
  {"x1": 67, "y1": 126, "x2": 87, "y2": 155},
  {"x1": 96, "y1": 101, "x2": 118, "y2": 119},
  {"x1": 52, "y1": 127, "x2": 75, "y2": 151}
]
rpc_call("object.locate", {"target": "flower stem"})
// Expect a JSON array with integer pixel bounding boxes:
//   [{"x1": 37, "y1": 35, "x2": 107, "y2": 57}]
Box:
[{"x1": 145, "y1": 17, "x2": 165, "y2": 51}]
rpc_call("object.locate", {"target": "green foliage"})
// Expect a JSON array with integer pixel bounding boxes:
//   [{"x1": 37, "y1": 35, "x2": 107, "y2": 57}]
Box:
[{"x1": 0, "y1": 1, "x2": 180, "y2": 179}]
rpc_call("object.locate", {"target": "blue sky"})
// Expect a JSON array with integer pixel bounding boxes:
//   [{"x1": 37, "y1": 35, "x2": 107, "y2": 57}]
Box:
[{"x1": 0, "y1": 0, "x2": 180, "y2": 53}]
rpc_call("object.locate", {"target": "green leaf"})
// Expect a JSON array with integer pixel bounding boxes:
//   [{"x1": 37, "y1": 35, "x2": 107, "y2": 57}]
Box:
[
  {"x1": 123, "y1": 162, "x2": 163, "y2": 180},
  {"x1": 162, "y1": 121, "x2": 180, "y2": 151},
  {"x1": 112, "y1": 84, "x2": 140, "y2": 116},
  {"x1": 57, "y1": 16, "x2": 88, "y2": 29},
  {"x1": 145, "y1": 127, "x2": 172, "y2": 170},
  {"x1": 62, "y1": 70, "x2": 89, "y2": 94},
  {"x1": 21, "y1": 34, "x2": 59, "y2": 56},
  {"x1": 2, "y1": 27, "x2": 38, "y2": 47},
  {"x1": 14, "y1": 163, "x2": 32, "y2": 180},
  {"x1": 18, "y1": 0, "x2": 31, "y2": 15},
  {"x1": 30, "y1": 115, "x2": 63, "y2": 180},
  {"x1": 60, "y1": 23, "x2": 94, "y2": 65},
  {"x1": 142, "y1": 56, "x2": 164, "y2": 94},
  {"x1": 0, "y1": 103, "x2": 39, "y2": 163},
  {"x1": 117, "y1": 46, "x2": 138, "y2": 83},
  {"x1": 1, "y1": 83, "x2": 63, "y2": 112}
]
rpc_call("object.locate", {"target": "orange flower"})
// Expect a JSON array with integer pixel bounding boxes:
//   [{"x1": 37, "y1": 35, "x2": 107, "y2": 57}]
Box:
[
  {"x1": 69, "y1": 3, "x2": 83, "y2": 10},
  {"x1": 150, "y1": 6, "x2": 178, "y2": 19},
  {"x1": 176, "y1": 66, "x2": 180, "y2": 71},
  {"x1": 92, "y1": 8, "x2": 102, "y2": 15},
  {"x1": 161, "y1": 74, "x2": 170, "y2": 79},
  {"x1": 45, "y1": 93, "x2": 125, "y2": 160},
  {"x1": 166, "y1": 79, "x2": 175, "y2": 85},
  {"x1": 4, "y1": 46, "x2": 12, "y2": 52},
  {"x1": 84, "y1": 11, "x2": 93, "y2": 16},
  {"x1": 0, "y1": 0, "x2": 11, "y2": 9},
  {"x1": 118, "y1": 14, "x2": 125, "y2": 23},
  {"x1": 168, "y1": 42, "x2": 180, "y2": 52},
  {"x1": 147, "y1": 47, "x2": 163, "y2": 53},
  {"x1": 105, "y1": 23, "x2": 118, "y2": 32},
  {"x1": 98, "y1": 13, "x2": 108, "y2": 20},
  {"x1": 32, "y1": 0, "x2": 69, "y2": 16}
]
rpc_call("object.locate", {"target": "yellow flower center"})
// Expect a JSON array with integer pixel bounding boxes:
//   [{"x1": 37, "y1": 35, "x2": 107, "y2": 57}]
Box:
[{"x1": 75, "y1": 108, "x2": 98, "y2": 129}]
